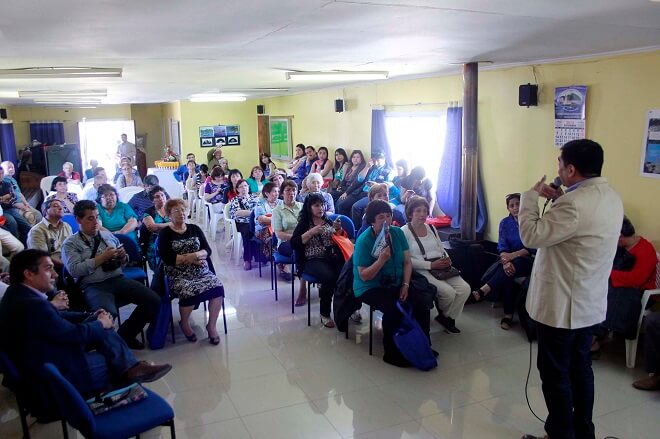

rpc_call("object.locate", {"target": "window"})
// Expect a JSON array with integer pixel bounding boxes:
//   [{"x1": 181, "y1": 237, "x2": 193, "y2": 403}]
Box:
[{"x1": 383, "y1": 111, "x2": 446, "y2": 188}]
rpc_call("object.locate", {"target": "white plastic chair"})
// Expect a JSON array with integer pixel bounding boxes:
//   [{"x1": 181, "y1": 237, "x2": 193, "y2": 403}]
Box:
[
  {"x1": 626, "y1": 252, "x2": 660, "y2": 368},
  {"x1": 40, "y1": 176, "x2": 57, "y2": 200},
  {"x1": 203, "y1": 200, "x2": 224, "y2": 240},
  {"x1": 196, "y1": 185, "x2": 206, "y2": 224},
  {"x1": 117, "y1": 186, "x2": 143, "y2": 203},
  {"x1": 223, "y1": 202, "x2": 242, "y2": 264},
  {"x1": 67, "y1": 182, "x2": 83, "y2": 199},
  {"x1": 186, "y1": 189, "x2": 198, "y2": 219}
]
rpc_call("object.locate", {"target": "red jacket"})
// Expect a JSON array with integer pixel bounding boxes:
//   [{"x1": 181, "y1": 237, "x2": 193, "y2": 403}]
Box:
[{"x1": 610, "y1": 237, "x2": 658, "y2": 290}]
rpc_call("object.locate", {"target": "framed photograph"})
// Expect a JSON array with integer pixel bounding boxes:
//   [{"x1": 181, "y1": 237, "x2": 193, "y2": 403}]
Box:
[
  {"x1": 199, "y1": 126, "x2": 214, "y2": 138},
  {"x1": 200, "y1": 137, "x2": 214, "y2": 147},
  {"x1": 227, "y1": 135, "x2": 240, "y2": 145},
  {"x1": 213, "y1": 125, "x2": 227, "y2": 137},
  {"x1": 640, "y1": 109, "x2": 660, "y2": 179},
  {"x1": 215, "y1": 137, "x2": 227, "y2": 146}
]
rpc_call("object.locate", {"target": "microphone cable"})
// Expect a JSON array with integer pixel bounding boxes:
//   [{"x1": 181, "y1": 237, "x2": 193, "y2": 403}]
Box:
[{"x1": 525, "y1": 338, "x2": 545, "y2": 423}]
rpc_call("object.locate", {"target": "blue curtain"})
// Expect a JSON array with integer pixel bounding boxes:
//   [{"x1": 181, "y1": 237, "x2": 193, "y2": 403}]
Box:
[
  {"x1": 0, "y1": 122, "x2": 17, "y2": 164},
  {"x1": 30, "y1": 121, "x2": 64, "y2": 145},
  {"x1": 371, "y1": 109, "x2": 394, "y2": 168},
  {"x1": 435, "y1": 107, "x2": 488, "y2": 233}
]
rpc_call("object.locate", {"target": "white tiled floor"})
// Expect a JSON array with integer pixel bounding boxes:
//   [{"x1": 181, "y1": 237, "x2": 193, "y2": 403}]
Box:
[{"x1": 2, "y1": 224, "x2": 659, "y2": 439}]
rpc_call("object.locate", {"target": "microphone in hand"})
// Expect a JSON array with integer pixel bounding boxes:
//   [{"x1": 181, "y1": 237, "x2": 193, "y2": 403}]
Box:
[{"x1": 542, "y1": 176, "x2": 563, "y2": 208}]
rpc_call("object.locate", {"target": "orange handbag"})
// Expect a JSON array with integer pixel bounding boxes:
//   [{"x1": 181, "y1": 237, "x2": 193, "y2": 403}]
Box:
[{"x1": 332, "y1": 232, "x2": 354, "y2": 261}]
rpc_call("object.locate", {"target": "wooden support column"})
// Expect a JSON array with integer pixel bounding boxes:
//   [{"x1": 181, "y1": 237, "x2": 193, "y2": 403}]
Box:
[{"x1": 460, "y1": 62, "x2": 478, "y2": 240}]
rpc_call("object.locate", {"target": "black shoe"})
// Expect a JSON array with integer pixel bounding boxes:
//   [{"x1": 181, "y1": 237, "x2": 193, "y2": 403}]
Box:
[
  {"x1": 122, "y1": 336, "x2": 145, "y2": 350},
  {"x1": 125, "y1": 361, "x2": 172, "y2": 383},
  {"x1": 383, "y1": 354, "x2": 411, "y2": 368},
  {"x1": 435, "y1": 313, "x2": 460, "y2": 333},
  {"x1": 432, "y1": 349, "x2": 439, "y2": 358}
]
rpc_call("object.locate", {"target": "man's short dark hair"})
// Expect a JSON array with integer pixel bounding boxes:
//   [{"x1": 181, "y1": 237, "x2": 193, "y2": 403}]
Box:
[
  {"x1": 621, "y1": 216, "x2": 636, "y2": 237},
  {"x1": 74, "y1": 200, "x2": 97, "y2": 218},
  {"x1": 9, "y1": 249, "x2": 51, "y2": 285},
  {"x1": 93, "y1": 166, "x2": 105, "y2": 177},
  {"x1": 560, "y1": 139, "x2": 603, "y2": 178},
  {"x1": 143, "y1": 174, "x2": 159, "y2": 186},
  {"x1": 364, "y1": 199, "x2": 392, "y2": 225},
  {"x1": 41, "y1": 198, "x2": 61, "y2": 216}
]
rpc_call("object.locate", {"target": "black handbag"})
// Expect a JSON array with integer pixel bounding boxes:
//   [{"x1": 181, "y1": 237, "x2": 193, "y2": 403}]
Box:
[{"x1": 409, "y1": 225, "x2": 460, "y2": 280}]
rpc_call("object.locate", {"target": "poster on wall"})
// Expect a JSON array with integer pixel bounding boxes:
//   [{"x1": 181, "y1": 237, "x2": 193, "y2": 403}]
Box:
[
  {"x1": 640, "y1": 109, "x2": 660, "y2": 179},
  {"x1": 554, "y1": 86, "x2": 587, "y2": 148},
  {"x1": 199, "y1": 125, "x2": 240, "y2": 147}
]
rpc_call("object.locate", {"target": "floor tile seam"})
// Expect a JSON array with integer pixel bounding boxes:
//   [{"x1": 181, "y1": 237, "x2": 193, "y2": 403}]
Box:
[
  {"x1": 475, "y1": 397, "x2": 545, "y2": 429},
  {"x1": 236, "y1": 398, "x2": 319, "y2": 420},
  {"x1": 592, "y1": 399, "x2": 648, "y2": 419}
]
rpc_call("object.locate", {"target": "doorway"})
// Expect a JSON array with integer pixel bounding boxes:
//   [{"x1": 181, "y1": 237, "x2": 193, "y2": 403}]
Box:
[{"x1": 78, "y1": 120, "x2": 136, "y2": 175}]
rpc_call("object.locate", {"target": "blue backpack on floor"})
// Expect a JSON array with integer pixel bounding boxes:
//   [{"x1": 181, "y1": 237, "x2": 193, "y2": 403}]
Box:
[{"x1": 393, "y1": 301, "x2": 437, "y2": 371}]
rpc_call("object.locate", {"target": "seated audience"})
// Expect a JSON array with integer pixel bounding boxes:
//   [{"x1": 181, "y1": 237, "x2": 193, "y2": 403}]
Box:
[
  {"x1": 247, "y1": 166, "x2": 266, "y2": 194},
  {"x1": 293, "y1": 145, "x2": 317, "y2": 185},
  {"x1": 204, "y1": 166, "x2": 227, "y2": 212},
  {"x1": 353, "y1": 199, "x2": 431, "y2": 367},
  {"x1": 268, "y1": 169, "x2": 286, "y2": 196},
  {"x1": 391, "y1": 165, "x2": 426, "y2": 217},
  {"x1": 207, "y1": 147, "x2": 223, "y2": 169},
  {"x1": 128, "y1": 174, "x2": 161, "y2": 219},
  {"x1": 141, "y1": 186, "x2": 170, "y2": 270},
  {"x1": 222, "y1": 169, "x2": 243, "y2": 204},
  {"x1": 472, "y1": 193, "x2": 535, "y2": 330},
  {"x1": 113, "y1": 156, "x2": 139, "y2": 183},
  {"x1": 330, "y1": 149, "x2": 367, "y2": 202},
  {"x1": 260, "y1": 153, "x2": 277, "y2": 178},
  {"x1": 229, "y1": 179, "x2": 260, "y2": 270},
  {"x1": 82, "y1": 166, "x2": 108, "y2": 201},
  {"x1": 392, "y1": 159, "x2": 409, "y2": 187},
  {"x1": 0, "y1": 227, "x2": 24, "y2": 272},
  {"x1": 310, "y1": 146, "x2": 333, "y2": 186},
  {"x1": 0, "y1": 166, "x2": 33, "y2": 242},
  {"x1": 0, "y1": 249, "x2": 171, "y2": 405},
  {"x1": 632, "y1": 312, "x2": 660, "y2": 391},
  {"x1": 345, "y1": 151, "x2": 393, "y2": 227},
  {"x1": 57, "y1": 161, "x2": 81, "y2": 184},
  {"x1": 116, "y1": 161, "x2": 143, "y2": 188},
  {"x1": 158, "y1": 199, "x2": 225, "y2": 345},
  {"x1": 327, "y1": 148, "x2": 349, "y2": 191},
  {"x1": 288, "y1": 144, "x2": 306, "y2": 177},
  {"x1": 27, "y1": 199, "x2": 72, "y2": 271},
  {"x1": 195, "y1": 164, "x2": 209, "y2": 187},
  {"x1": 298, "y1": 173, "x2": 335, "y2": 213},
  {"x1": 84, "y1": 159, "x2": 98, "y2": 181},
  {"x1": 173, "y1": 153, "x2": 196, "y2": 182},
  {"x1": 217, "y1": 158, "x2": 229, "y2": 177},
  {"x1": 96, "y1": 184, "x2": 139, "y2": 242},
  {"x1": 1, "y1": 160, "x2": 42, "y2": 224},
  {"x1": 62, "y1": 200, "x2": 160, "y2": 349},
  {"x1": 272, "y1": 180, "x2": 305, "y2": 292},
  {"x1": 356, "y1": 184, "x2": 407, "y2": 237},
  {"x1": 593, "y1": 216, "x2": 658, "y2": 354},
  {"x1": 183, "y1": 159, "x2": 199, "y2": 189},
  {"x1": 45, "y1": 176, "x2": 78, "y2": 214},
  {"x1": 291, "y1": 193, "x2": 345, "y2": 328},
  {"x1": 254, "y1": 182, "x2": 282, "y2": 263},
  {"x1": 401, "y1": 197, "x2": 470, "y2": 333},
  {"x1": 336, "y1": 150, "x2": 391, "y2": 225}
]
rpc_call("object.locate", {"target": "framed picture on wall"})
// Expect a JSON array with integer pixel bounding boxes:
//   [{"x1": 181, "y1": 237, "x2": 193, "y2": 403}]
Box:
[
  {"x1": 640, "y1": 109, "x2": 660, "y2": 179},
  {"x1": 200, "y1": 137, "x2": 214, "y2": 147}
]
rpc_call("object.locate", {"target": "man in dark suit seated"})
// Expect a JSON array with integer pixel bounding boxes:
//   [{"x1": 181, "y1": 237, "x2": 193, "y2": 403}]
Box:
[{"x1": 0, "y1": 249, "x2": 172, "y2": 407}]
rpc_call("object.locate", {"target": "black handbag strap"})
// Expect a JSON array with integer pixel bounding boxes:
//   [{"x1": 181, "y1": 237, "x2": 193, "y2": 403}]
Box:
[{"x1": 408, "y1": 224, "x2": 446, "y2": 261}]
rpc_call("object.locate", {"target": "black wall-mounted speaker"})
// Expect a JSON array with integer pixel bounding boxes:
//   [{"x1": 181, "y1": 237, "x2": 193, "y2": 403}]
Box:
[
  {"x1": 335, "y1": 99, "x2": 345, "y2": 113},
  {"x1": 256, "y1": 104, "x2": 265, "y2": 115},
  {"x1": 0, "y1": 108, "x2": 7, "y2": 119},
  {"x1": 519, "y1": 84, "x2": 538, "y2": 107}
]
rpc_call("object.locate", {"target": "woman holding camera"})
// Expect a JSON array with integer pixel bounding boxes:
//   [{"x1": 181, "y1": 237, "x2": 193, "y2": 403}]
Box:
[
  {"x1": 290, "y1": 193, "x2": 345, "y2": 328},
  {"x1": 402, "y1": 197, "x2": 470, "y2": 333},
  {"x1": 353, "y1": 199, "x2": 431, "y2": 367},
  {"x1": 158, "y1": 199, "x2": 224, "y2": 345}
]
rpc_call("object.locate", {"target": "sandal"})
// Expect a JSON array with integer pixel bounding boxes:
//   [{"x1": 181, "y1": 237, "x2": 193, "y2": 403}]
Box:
[
  {"x1": 179, "y1": 321, "x2": 197, "y2": 342},
  {"x1": 206, "y1": 324, "x2": 220, "y2": 345},
  {"x1": 321, "y1": 316, "x2": 335, "y2": 328},
  {"x1": 472, "y1": 288, "x2": 488, "y2": 302},
  {"x1": 500, "y1": 317, "x2": 513, "y2": 330}
]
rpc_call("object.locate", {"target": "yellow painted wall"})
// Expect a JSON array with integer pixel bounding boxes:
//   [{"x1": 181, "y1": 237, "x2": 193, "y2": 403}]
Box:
[
  {"x1": 179, "y1": 100, "x2": 259, "y2": 176},
  {"x1": 161, "y1": 101, "x2": 181, "y2": 147},
  {"x1": 131, "y1": 104, "x2": 164, "y2": 165},
  {"x1": 254, "y1": 51, "x2": 660, "y2": 245}
]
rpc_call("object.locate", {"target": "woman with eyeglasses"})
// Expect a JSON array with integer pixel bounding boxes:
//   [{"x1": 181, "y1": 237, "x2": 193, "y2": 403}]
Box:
[
  {"x1": 158, "y1": 198, "x2": 224, "y2": 345},
  {"x1": 96, "y1": 184, "x2": 139, "y2": 242},
  {"x1": 228, "y1": 179, "x2": 260, "y2": 270},
  {"x1": 472, "y1": 193, "x2": 535, "y2": 330}
]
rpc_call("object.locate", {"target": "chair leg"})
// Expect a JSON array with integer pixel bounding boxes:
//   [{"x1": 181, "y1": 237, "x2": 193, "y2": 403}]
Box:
[
  {"x1": 369, "y1": 307, "x2": 374, "y2": 356},
  {"x1": 168, "y1": 418, "x2": 177, "y2": 439},
  {"x1": 307, "y1": 282, "x2": 311, "y2": 327},
  {"x1": 625, "y1": 339, "x2": 637, "y2": 368},
  {"x1": 17, "y1": 401, "x2": 31, "y2": 439},
  {"x1": 61, "y1": 419, "x2": 69, "y2": 439},
  {"x1": 291, "y1": 262, "x2": 295, "y2": 314},
  {"x1": 222, "y1": 300, "x2": 228, "y2": 334}
]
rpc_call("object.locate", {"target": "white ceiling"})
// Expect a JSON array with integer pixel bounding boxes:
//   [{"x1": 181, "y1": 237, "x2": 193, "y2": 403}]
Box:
[{"x1": 0, "y1": 0, "x2": 659, "y2": 105}]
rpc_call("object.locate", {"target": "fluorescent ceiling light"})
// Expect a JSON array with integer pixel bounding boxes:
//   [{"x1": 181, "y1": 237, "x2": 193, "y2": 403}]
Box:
[
  {"x1": 34, "y1": 98, "x2": 102, "y2": 105},
  {"x1": 285, "y1": 71, "x2": 388, "y2": 81},
  {"x1": 0, "y1": 91, "x2": 19, "y2": 98},
  {"x1": 0, "y1": 67, "x2": 122, "y2": 79},
  {"x1": 19, "y1": 89, "x2": 107, "y2": 98},
  {"x1": 189, "y1": 93, "x2": 246, "y2": 102},
  {"x1": 222, "y1": 88, "x2": 289, "y2": 92}
]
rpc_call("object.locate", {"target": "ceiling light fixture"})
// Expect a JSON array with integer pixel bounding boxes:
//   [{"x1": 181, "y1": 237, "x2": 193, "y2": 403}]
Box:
[
  {"x1": 285, "y1": 71, "x2": 388, "y2": 81},
  {"x1": 189, "y1": 93, "x2": 247, "y2": 102},
  {"x1": 34, "y1": 98, "x2": 103, "y2": 105},
  {"x1": 0, "y1": 67, "x2": 122, "y2": 79},
  {"x1": 222, "y1": 88, "x2": 290, "y2": 93},
  {"x1": 0, "y1": 91, "x2": 19, "y2": 98},
  {"x1": 19, "y1": 89, "x2": 107, "y2": 98}
]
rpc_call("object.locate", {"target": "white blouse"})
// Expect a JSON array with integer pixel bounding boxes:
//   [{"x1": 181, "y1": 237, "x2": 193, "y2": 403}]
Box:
[{"x1": 401, "y1": 224, "x2": 448, "y2": 271}]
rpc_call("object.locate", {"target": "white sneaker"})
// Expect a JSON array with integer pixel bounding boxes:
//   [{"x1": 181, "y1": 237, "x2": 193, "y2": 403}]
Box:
[{"x1": 350, "y1": 310, "x2": 362, "y2": 324}]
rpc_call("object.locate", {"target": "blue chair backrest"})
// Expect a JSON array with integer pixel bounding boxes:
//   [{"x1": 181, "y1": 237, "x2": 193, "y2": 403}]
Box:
[
  {"x1": 62, "y1": 214, "x2": 79, "y2": 233},
  {"x1": 42, "y1": 363, "x2": 95, "y2": 437},
  {"x1": 248, "y1": 209, "x2": 257, "y2": 235},
  {"x1": 327, "y1": 214, "x2": 356, "y2": 240},
  {"x1": 114, "y1": 233, "x2": 142, "y2": 263},
  {"x1": 0, "y1": 351, "x2": 19, "y2": 383}
]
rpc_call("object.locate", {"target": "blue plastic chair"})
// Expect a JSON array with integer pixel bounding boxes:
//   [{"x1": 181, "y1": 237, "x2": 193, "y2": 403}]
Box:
[
  {"x1": 248, "y1": 210, "x2": 267, "y2": 278},
  {"x1": 62, "y1": 213, "x2": 79, "y2": 233},
  {"x1": 272, "y1": 233, "x2": 296, "y2": 313},
  {"x1": 42, "y1": 363, "x2": 175, "y2": 439},
  {"x1": 327, "y1": 213, "x2": 356, "y2": 240},
  {"x1": 0, "y1": 352, "x2": 69, "y2": 439}
]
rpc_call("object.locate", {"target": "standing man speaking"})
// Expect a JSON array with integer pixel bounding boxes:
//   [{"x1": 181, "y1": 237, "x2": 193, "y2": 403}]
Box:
[{"x1": 519, "y1": 139, "x2": 623, "y2": 439}]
